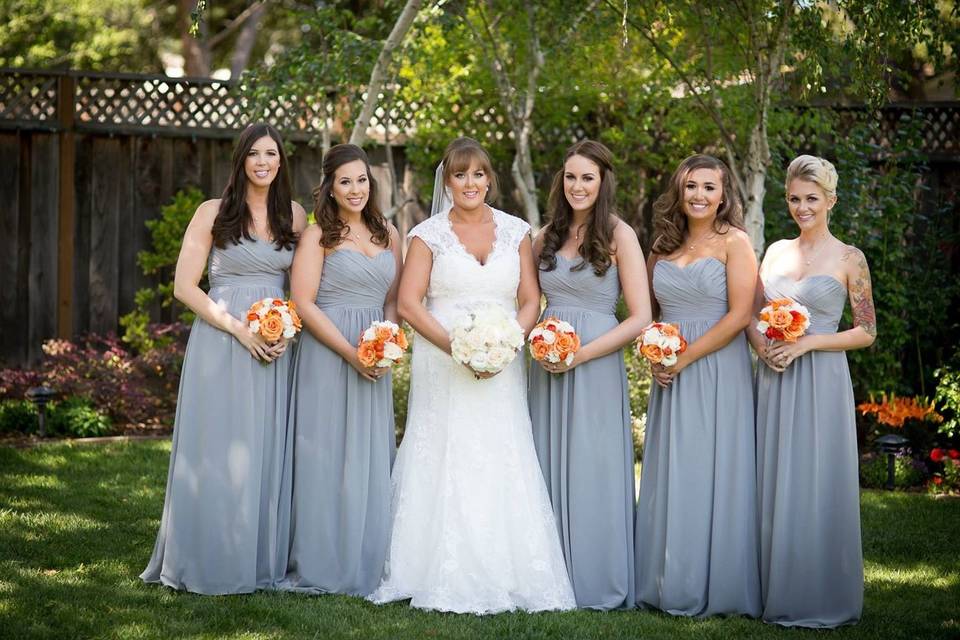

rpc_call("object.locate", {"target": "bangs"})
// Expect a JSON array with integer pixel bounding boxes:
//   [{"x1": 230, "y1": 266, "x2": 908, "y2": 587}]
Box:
[{"x1": 444, "y1": 146, "x2": 493, "y2": 176}]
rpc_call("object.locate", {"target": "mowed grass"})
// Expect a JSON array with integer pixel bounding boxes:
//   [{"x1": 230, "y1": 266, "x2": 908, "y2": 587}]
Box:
[{"x1": 0, "y1": 441, "x2": 958, "y2": 640}]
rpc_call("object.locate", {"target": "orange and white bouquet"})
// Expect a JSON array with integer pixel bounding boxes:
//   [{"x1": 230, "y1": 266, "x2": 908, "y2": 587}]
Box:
[
  {"x1": 450, "y1": 305, "x2": 525, "y2": 374},
  {"x1": 757, "y1": 297, "x2": 810, "y2": 343},
  {"x1": 357, "y1": 320, "x2": 409, "y2": 368},
  {"x1": 528, "y1": 317, "x2": 581, "y2": 366},
  {"x1": 246, "y1": 298, "x2": 302, "y2": 343},
  {"x1": 635, "y1": 322, "x2": 688, "y2": 367}
]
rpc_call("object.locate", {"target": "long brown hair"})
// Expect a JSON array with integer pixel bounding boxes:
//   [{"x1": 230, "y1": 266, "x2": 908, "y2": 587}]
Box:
[
  {"x1": 651, "y1": 154, "x2": 743, "y2": 255},
  {"x1": 539, "y1": 140, "x2": 617, "y2": 275},
  {"x1": 312, "y1": 144, "x2": 390, "y2": 249},
  {"x1": 211, "y1": 122, "x2": 297, "y2": 250}
]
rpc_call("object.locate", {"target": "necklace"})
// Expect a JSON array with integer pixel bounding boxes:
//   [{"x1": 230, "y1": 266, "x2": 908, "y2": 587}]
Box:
[
  {"x1": 799, "y1": 234, "x2": 829, "y2": 266},
  {"x1": 685, "y1": 227, "x2": 714, "y2": 252},
  {"x1": 573, "y1": 223, "x2": 587, "y2": 241}
]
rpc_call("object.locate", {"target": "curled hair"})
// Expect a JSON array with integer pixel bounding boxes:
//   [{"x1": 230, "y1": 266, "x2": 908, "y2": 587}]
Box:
[
  {"x1": 212, "y1": 122, "x2": 297, "y2": 250},
  {"x1": 312, "y1": 144, "x2": 390, "y2": 250},
  {"x1": 651, "y1": 154, "x2": 744, "y2": 255},
  {"x1": 441, "y1": 137, "x2": 499, "y2": 202},
  {"x1": 785, "y1": 154, "x2": 838, "y2": 199},
  {"x1": 539, "y1": 140, "x2": 618, "y2": 275}
]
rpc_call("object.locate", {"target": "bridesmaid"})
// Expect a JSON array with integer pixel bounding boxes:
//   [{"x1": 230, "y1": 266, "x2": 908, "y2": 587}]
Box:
[
  {"x1": 634, "y1": 154, "x2": 761, "y2": 617},
  {"x1": 749, "y1": 155, "x2": 875, "y2": 628},
  {"x1": 528, "y1": 140, "x2": 651, "y2": 610},
  {"x1": 280, "y1": 144, "x2": 402, "y2": 596},
  {"x1": 141, "y1": 123, "x2": 307, "y2": 594}
]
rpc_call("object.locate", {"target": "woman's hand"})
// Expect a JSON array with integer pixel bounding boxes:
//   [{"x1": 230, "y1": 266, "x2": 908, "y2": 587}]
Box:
[
  {"x1": 539, "y1": 353, "x2": 578, "y2": 375},
  {"x1": 755, "y1": 340, "x2": 786, "y2": 372},
  {"x1": 766, "y1": 337, "x2": 810, "y2": 370},
  {"x1": 651, "y1": 362, "x2": 674, "y2": 388},
  {"x1": 350, "y1": 354, "x2": 390, "y2": 382},
  {"x1": 464, "y1": 363, "x2": 499, "y2": 380},
  {"x1": 233, "y1": 326, "x2": 275, "y2": 362}
]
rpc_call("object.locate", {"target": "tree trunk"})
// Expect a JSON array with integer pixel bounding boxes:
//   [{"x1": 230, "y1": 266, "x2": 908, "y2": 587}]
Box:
[
  {"x1": 349, "y1": 0, "x2": 423, "y2": 146},
  {"x1": 230, "y1": 2, "x2": 266, "y2": 78},
  {"x1": 742, "y1": 121, "x2": 770, "y2": 256}
]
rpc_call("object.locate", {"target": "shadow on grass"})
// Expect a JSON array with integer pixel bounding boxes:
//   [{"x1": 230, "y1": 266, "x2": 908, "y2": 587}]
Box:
[{"x1": 0, "y1": 444, "x2": 958, "y2": 639}]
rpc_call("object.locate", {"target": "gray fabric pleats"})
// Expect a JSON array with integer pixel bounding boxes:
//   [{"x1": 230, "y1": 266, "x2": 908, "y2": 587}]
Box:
[
  {"x1": 280, "y1": 249, "x2": 397, "y2": 597},
  {"x1": 528, "y1": 255, "x2": 635, "y2": 609},
  {"x1": 141, "y1": 238, "x2": 294, "y2": 595},
  {"x1": 756, "y1": 275, "x2": 863, "y2": 628},
  {"x1": 634, "y1": 257, "x2": 761, "y2": 617}
]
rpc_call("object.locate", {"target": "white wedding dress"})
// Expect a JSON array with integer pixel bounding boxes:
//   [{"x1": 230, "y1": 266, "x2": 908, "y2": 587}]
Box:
[{"x1": 368, "y1": 209, "x2": 576, "y2": 614}]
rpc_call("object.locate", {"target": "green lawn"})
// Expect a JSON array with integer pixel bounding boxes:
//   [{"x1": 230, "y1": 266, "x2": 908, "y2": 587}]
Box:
[{"x1": 0, "y1": 441, "x2": 958, "y2": 640}]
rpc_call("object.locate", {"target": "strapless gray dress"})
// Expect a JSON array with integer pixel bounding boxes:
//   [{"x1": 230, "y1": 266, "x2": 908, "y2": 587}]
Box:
[
  {"x1": 756, "y1": 274, "x2": 862, "y2": 628},
  {"x1": 634, "y1": 257, "x2": 761, "y2": 617},
  {"x1": 280, "y1": 249, "x2": 397, "y2": 597},
  {"x1": 528, "y1": 255, "x2": 635, "y2": 609},
  {"x1": 141, "y1": 238, "x2": 294, "y2": 595}
]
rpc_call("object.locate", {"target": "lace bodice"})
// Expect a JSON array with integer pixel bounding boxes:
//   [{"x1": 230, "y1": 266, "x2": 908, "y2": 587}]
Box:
[{"x1": 408, "y1": 209, "x2": 530, "y2": 326}]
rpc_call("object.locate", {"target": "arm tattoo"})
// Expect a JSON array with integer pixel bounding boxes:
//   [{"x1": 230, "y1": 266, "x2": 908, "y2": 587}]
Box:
[{"x1": 847, "y1": 249, "x2": 877, "y2": 338}]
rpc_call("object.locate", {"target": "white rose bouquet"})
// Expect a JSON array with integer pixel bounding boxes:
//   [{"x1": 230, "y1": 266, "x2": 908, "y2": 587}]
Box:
[{"x1": 450, "y1": 305, "x2": 524, "y2": 374}]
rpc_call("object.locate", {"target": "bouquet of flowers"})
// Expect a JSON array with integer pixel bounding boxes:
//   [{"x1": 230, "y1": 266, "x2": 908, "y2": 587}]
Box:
[
  {"x1": 357, "y1": 320, "x2": 409, "y2": 368},
  {"x1": 635, "y1": 322, "x2": 688, "y2": 367},
  {"x1": 246, "y1": 298, "x2": 302, "y2": 343},
  {"x1": 450, "y1": 305, "x2": 525, "y2": 374},
  {"x1": 528, "y1": 317, "x2": 581, "y2": 366},
  {"x1": 757, "y1": 297, "x2": 810, "y2": 342}
]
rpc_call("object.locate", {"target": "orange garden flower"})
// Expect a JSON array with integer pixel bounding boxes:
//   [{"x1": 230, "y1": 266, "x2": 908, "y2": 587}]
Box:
[{"x1": 857, "y1": 393, "x2": 943, "y2": 428}]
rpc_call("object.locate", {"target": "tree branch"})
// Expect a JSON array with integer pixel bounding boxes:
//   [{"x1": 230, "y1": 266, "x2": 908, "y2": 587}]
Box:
[{"x1": 207, "y1": 1, "x2": 266, "y2": 50}]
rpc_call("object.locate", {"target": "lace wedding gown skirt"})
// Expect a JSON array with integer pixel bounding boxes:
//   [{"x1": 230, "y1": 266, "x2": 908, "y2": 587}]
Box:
[{"x1": 368, "y1": 210, "x2": 575, "y2": 614}]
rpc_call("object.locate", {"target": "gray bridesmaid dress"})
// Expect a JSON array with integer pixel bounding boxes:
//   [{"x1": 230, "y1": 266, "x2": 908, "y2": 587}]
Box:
[
  {"x1": 634, "y1": 257, "x2": 761, "y2": 617},
  {"x1": 141, "y1": 238, "x2": 294, "y2": 595},
  {"x1": 528, "y1": 255, "x2": 635, "y2": 610},
  {"x1": 280, "y1": 249, "x2": 397, "y2": 597},
  {"x1": 755, "y1": 275, "x2": 862, "y2": 628}
]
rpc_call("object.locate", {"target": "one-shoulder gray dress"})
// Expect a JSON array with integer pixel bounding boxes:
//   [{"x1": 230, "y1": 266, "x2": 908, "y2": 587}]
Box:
[
  {"x1": 528, "y1": 255, "x2": 635, "y2": 610},
  {"x1": 141, "y1": 238, "x2": 294, "y2": 595},
  {"x1": 280, "y1": 249, "x2": 397, "y2": 597},
  {"x1": 755, "y1": 275, "x2": 862, "y2": 628},
  {"x1": 634, "y1": 257, "x2": 761, "y2": 617}
]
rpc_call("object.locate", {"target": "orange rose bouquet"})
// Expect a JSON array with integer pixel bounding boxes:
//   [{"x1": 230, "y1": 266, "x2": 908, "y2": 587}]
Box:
[
  {"x1": 528, "y1": 317, "x2": 581, "y2": 366},
  {"x1": 357, "y1": 320, "x2": 409, "y2": 368},
  {"x1": 246, "y1": 298, "x2": 302, "y2": 343},
  {"x1": 757, "y1": 297, "x2": 810, "y2": 342},
  {"x1": 635, "y1": 322, "x2": 688, "y2": 367}
]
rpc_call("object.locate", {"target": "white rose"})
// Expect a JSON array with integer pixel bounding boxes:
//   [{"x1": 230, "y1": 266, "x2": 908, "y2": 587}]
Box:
[
  {"x1": 541, "y1": 330, "x2": 557, "y2": 345},
  {"x1": 487, "y1": 348, "x2": 508, "y2": 371},
  {"x1": 564, "y1": 353, "x2": 575, "y2": 366},
  {"x1": 249, "y1": 320, "x2": 261, "y2": 333},
  {"x1": 363, "y1": 326, "x2": 377, "y2": 341},
  {"x1": 470, "y1": 350, "x2": 491, "y2": 372},
  {"x1": 529, "y1": 327, "x2": 544, "y2": 341},
  {"x1": 756, "y1": 320, "x2": 769, "y2": 333},
  {"x1": 382, "y1": 341, "x2": 404, "y2": 361},
  {"x1": 662, "y1": 352, "x2": 678, "y2": 367},
  {"x1": 282, "y1": 326, "x2": 296, "y2": 339}
]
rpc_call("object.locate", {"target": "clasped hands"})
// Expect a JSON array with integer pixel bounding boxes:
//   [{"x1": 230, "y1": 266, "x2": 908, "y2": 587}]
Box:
[{"x1": 760, "y1": 338, "x2": 808, "y2": 373}]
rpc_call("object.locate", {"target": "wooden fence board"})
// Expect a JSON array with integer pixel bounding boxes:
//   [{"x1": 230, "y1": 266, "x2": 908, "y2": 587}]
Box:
[
  {"x1": 26, "y1": 134, "x2": 58, "y2": 363},
  {"x1": 0, "y1": 132, "x2": 22, "y2": 362}
]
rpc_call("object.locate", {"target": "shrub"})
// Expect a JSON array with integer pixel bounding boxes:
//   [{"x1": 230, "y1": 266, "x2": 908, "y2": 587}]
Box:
[
  {"x1": 0, "y1": 400, "x2": 38, "y2": 434},
  {"x1": 48, "y1": 397, "x2": 113, "y2": 438},
  {"x1": 860, "y1": 451, "x2": 927, "y2": 489},
  {"x1": 934, "y1": 351, "x2": 960, "y2": 440}
]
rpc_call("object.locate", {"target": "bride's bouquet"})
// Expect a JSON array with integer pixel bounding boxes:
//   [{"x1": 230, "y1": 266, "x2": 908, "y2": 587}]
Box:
[
  {"x1": 757, "y1": 297, "x2": 810, "y2": 342},
  {"x1": 450, "y1": 305, "x2": 525, "y2": 374},
  {"x1": 635, "y1": 322, "x2": 688, "y2": 367},
  {"x1": 357, "y1": 320, "x2": 409, "y2": 368},
  {"x1": 528, "y1": 317, "x2": 580, "y2": 366},
  {"x1": 246, "y1": 298, "x2": 302, "y2": 343}
]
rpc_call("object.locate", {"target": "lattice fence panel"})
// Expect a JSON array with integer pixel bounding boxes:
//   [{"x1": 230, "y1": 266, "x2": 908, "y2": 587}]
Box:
[{"x1": 0, "y1": 70, "x2": 58, "y2": 124}]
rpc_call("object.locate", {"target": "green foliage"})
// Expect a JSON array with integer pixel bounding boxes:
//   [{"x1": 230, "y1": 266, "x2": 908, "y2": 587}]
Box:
[
  {"x1": 0, "y1": 399, "x2": 37, "y2": 434},
  {"x1": 120, "y1": 187, "x2": 204, "y2": 352},
  {"x1": 47, "y1": 397, "x2": 112, "y2": 438},
  {"x1": 766, "y1": 109, "x2": 959, "y2": 400},
  {"x1": 934, "y1": 351, "x2": 960, "y2": 439},
  {"x1": 859, "y1": 452, "x2": 927, "y2": 489},
  {"x1": 0, "y1": 0, "x2": 161, "y2": 71}
]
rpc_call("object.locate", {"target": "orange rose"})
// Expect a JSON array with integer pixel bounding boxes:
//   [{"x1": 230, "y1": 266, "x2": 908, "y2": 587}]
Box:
[
  {"x1": 555, "y1": 332, "x2": 576, "y2": 354},
  {"x1": 357, "y1": 341, "x2": 378, "y2": 367},
  {"x1": 396, "y1": 329, "x2": 409, "y2": 350},
  {"x1": 640, "y1": 343, "x2": 664, "y2": 364},
  {"x1": 769, "y1": 307, "x2": 793, "y2": 330},
  {"x1": 571, "y1": 333, "x2": 581, "y2": 351},
  {"x1": 375, "y1": 325, "x2": 394, "y2": 342},
  {"x1": 661, "y1": 323, "x2": 679, "y2": 337},
  {"x1": 250, "y1": 301, "x2": 264, "y2": 313},
  {"x1": 678, "y1": 335, "x2": 688, "y2": 352},
  {"x1": 289, "y1": 308, "x2": 302, "y2": 329},
  {"x1": 271, "y1": 298, "x2": 284, "y2": 307},
  {"x1": 260, "y1": 315, "x2": 284, "y2": 342},
  {"x1": 531, "y1": 340, "x2": 552, "y2": 361},
  {"x1": 246, "y1": 311, "x2": 259, "y2": 321}
]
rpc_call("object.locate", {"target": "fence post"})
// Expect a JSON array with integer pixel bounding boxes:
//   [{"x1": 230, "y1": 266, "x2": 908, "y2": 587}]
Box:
[{"x1": 56, "y1": 73, "x2": 75, "y2": 338}]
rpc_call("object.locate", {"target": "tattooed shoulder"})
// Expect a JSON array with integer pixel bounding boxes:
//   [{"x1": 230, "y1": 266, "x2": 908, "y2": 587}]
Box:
[{"x1": 846, "y1": 246, "x2": 877, "y2": 338}]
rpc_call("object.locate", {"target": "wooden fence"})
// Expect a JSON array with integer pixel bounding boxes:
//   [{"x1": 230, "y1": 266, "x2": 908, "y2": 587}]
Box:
[{"x1": 1, "y1": 67, "x2": 958, "y2": 366}]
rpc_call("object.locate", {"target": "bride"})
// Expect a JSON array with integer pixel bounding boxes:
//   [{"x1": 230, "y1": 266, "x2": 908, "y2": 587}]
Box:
[{"x1": 368, "y1": 138, "x2": 575, "y2": 614}]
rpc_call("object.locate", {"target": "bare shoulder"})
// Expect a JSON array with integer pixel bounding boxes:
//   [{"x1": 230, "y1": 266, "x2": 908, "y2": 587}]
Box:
[
  {"x1": 723, "y1": 227, "x2": 755, "y2": 255},
  {"x1": 612, "y1": 217, "x2": 640, "y2": 245},
  {"x1": 189, "y1": 199, "x2": 221, "y2": 231},
  {"x1": 387, "y1": 220, "x2": 401, "y2": 244},
  {"x1": 839, "y1": 242, "x2": 866, "y2": 264},
  {"x1": 291, "y1": 201, "x2": 308, "y2": 228},
  {"x1": 299, "y1": 222, "x2": 323, "y2": 244},
  {"x1": 532, "y1": 223, "x2": 549, "y2": 254}
]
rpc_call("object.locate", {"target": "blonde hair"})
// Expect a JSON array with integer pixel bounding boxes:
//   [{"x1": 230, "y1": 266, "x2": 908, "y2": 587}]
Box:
[
  {"x1": 785, "y1": 155, "x2": 838, "y2": 199},
  {"x1": 441, "y1": 137, "x2": 499, "y2": 201}
]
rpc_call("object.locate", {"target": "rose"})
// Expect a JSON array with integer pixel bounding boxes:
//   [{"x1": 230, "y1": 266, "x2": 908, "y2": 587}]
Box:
[
  {"x1": 396, "y1": 329, "x2": 409, "y2": 350},
  {"x1": 376, "y1": 325, "x2": 394, "y2": 342},
  {"x1": 949, "y1": 449, "x2": 960, "y2": 460},
  {"x1": 487, "y1": 347, "x2": 510, "y2": 371},
  {"x1": 930, "y1": 448, "x2": 946, "y2": 463},
  {"x1": 640, "y1": 343, "x2": 663, "y2": 364},
  {"x1": 260, "y1": 315, "x2": 284, "y2": 342},
  {"x1": 382, "y1": 341, "x2": 404, "y2": 363},
  {"x1": 555, "y1": 332, "x2": 576, "y2": 355},
  {"x1": 661, "y1": 323, "x2": 680, "y2": 338},
  {"x1": 932, "y1": 475, "x2": 943, "y2": 486},
  {"x1": 358, "y1": 341, "x2": 378, "y2": 367},
  {"x1": 530, "y1": 340, "x2": 552, "y2": 361},
  {"x1": 769, "y1": 307, "x2": 794, "y2": 330}
]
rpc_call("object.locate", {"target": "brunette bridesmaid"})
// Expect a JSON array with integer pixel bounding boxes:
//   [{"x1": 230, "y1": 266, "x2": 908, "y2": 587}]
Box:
[
  {"x1": 528, "y1": 140, "x2": 651, "y2": 610},
  {"x1": 141, "y1": 123, "x2": 307, "y2": 594},
  {"x1": 634, "y1": 154, "x2": 761, "y2": 617},
  {"x1": 749, "y1": 155, "x2": 875, "y2": 628},
  {"x1": 280, "y1": 144, "x2": 402, "y2": 597}
]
